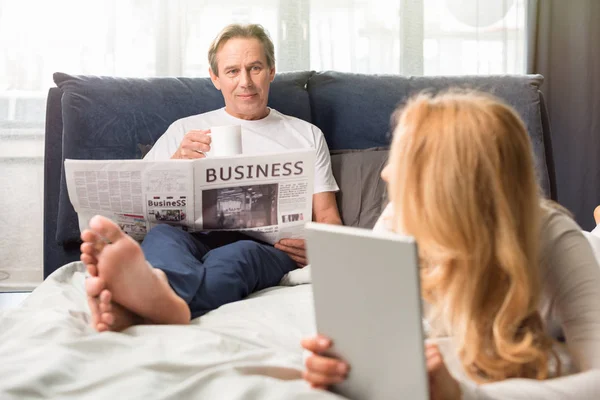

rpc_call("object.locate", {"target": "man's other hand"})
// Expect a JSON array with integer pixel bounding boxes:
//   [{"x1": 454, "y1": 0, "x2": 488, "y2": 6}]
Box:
[
  {"x1": 275, "y1": 238, "x2": 307, "y2": 267},
  {"x1": 171, "y1": 129, "x2": 212, "y2": 159}
]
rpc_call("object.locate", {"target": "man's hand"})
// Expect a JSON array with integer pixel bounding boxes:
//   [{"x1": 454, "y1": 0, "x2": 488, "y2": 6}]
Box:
[
  {"x1": 171, "y1": 129, "x2": 212, "y2": 159},
  {"x1": 426, "y1": 343, "x2": 462, "y2": 400},
  {"x1": 276, "y1": 192, "x2": 340, "y2": 267},
  {"x1": 275, "y1": 238, "x2": 307, "y2": 267}
]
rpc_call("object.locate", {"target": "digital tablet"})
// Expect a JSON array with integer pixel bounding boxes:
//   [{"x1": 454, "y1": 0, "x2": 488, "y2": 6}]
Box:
[{"x1": 305, "y1": 222, "x2": 429, "y2": 400}]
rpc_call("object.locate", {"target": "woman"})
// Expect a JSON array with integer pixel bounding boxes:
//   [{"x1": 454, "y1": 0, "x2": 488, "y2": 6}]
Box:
[{"x1": 302, "y1": 91, "x2": 600, "y2": 399}]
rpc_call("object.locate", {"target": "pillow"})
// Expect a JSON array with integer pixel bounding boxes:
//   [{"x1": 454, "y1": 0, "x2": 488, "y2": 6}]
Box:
[
  {"x1": 330, "y1": 147, "x2": 389, "y2": 229},
  {"x1": 282, "y1": 147, "x2": 389, "y2": 287}
]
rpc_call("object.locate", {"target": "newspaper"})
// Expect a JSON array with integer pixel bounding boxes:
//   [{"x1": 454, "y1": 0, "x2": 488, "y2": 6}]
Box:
[{"x1": 64, "y1": 149, "x2": 315, "y2": 245}]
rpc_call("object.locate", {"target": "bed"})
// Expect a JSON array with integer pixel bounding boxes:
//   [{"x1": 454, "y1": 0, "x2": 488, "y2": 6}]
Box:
[{"x1": 0, "y1": 71, "x2": 568, "y2": 398}]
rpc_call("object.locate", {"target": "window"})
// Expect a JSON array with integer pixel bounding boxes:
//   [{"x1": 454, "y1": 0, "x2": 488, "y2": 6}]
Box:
[{"x1": 0, "y1": 0, "x2": 526, "y2": 289}]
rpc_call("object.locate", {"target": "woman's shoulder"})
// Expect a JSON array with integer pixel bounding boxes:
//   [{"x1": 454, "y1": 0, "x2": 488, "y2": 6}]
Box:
[
  {"x1": 539, "y1": 201, "x2": 599, "y2": 278},
  {"x1": 538, "y1": 202, "x2": 591, "y2": 273},
  {"x1": 540, "y1": 201, "x2": 582, "y2": 241}
]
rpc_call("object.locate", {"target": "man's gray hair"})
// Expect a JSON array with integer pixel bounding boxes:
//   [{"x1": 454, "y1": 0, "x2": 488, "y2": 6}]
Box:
[{"x1": 208, "y1": 24, "x2": 275, "y2": 75}]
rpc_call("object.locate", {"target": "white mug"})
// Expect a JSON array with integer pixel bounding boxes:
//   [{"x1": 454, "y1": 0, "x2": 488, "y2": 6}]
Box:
[{"x1": 207, "y1": 125, "x2": 243, "y2": 157}]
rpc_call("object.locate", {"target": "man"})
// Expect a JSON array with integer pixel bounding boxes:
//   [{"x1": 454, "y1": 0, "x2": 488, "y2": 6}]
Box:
[{"x1": 81, "y1": 23, "x2": 342, "y2": 332}]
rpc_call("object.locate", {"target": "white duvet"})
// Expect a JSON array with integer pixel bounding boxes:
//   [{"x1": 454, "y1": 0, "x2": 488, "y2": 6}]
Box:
[{"x1": 0, "y1": 262, "x2": 343, "y2": 400}]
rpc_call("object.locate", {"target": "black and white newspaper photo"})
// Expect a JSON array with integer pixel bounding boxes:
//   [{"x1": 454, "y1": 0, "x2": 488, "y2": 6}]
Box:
[{"x1": 202, "y1": 184, "x2": 278, "y2": 230}]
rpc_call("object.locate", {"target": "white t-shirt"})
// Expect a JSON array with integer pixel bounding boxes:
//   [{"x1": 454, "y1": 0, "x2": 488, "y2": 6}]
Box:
[
  {"x1": 144, "y1": 108, "x2": 339, "y2": 194},
  {"x1": 374, "y1": 203, "x2": 600, "y2": 399}
]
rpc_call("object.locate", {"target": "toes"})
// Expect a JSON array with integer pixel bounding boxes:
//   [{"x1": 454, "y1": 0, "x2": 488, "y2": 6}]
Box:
[
  {"x1": 99, "y1": 289, "x2": 112, "y2": 313},
  {"x1": 99, "y1": 302, "x2": 112, "y2": 314},
  {"x1": 81, "y1": 253, "x2": 98, "y2": 267},
  {"x1": 101, "y1": 312, "x2": 115, "y2": 326},
  {"x1": 80, "y1": 242, "x2": 97, "y2": 256},
  {"x1": 81, "y1": 229, "x2": 98, "y2": 244},
  {"x1": 100, "y1": 289, "x2": 112, "y2": 303},
  {"x1": 85, "y1": 263, "x2": 98, "y2": 277},
  {"x1": 87, "y1": 296, "x2": 100, "y2": 327},
  {"x1": 97, "y1": 322, "x2": 109, "y2": 332},
  {"x1": 80, "y1": 231, "x2": 105, "y2": 255},
  {"x1": 89, "y1": 215, "x2": 124, "y2": 244},
  {"x1": 85, "y1": 276, "x2": 106, "y2": 297},
  {"x1": 87, "y1": 289, "x2": 117, "y2": 332}
]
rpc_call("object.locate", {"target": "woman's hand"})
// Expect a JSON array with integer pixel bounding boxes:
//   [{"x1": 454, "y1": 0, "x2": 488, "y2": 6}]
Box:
[
  {"x1": 426, "y1": 343, "x2": 462, "y2": 400},
  {"x1": 301, "y1": 335, "x2": 350, "y2": 389},
  {"x1": 301, "y1": 337, "x2": 461, "y2": 399}
]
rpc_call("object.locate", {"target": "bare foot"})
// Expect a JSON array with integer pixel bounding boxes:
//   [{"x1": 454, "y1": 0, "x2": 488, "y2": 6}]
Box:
[
  {"x1": 95, "y1": 289, "x2": 142, "y2": 332},
  {"x1": 80, "y1": 226, "x2": 107, "y2": 278},
  {"x1": 83, "y1": 241, "x2": 140, "y2": 331},
  {"x1": 595, "y1": 206, "x2": 600, "y2": 225},
  {"x1": 85, "y1": 215, "x2": 190, "y2": 326},
  {"x1": 87, "y1": 268, "x2": 171, "y2": 332},
  {"x1": 80, "y1": 217, "x2": 190, "y2": 331},
  {"x1": 82, "y1": 257, "x2": 143, "y2": 332},
  {"x1": 81, "y1": 227, "x2": 112, "y2": 331},
  {"x1": 82, "y1": 263, "x2": 143, "y2": 332}
]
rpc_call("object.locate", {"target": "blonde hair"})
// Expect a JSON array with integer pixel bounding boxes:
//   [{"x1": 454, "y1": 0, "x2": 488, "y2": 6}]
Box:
[
  {"x1": 387, "y1": 90, "x2": 558, "y2": 382},
  {"x1": 208, "y1": 24, "x2": 275, "y2": 76}
]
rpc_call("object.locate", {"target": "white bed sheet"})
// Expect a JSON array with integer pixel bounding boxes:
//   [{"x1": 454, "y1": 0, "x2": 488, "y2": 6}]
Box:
[{"x1": 0, "y1": 262, "x2": 343, "y2": 400}]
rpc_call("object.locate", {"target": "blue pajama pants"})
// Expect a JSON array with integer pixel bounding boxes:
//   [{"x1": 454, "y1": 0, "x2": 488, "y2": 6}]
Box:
[{"x1": 141, "y1": 225, "x2": 297, "y2": 319}]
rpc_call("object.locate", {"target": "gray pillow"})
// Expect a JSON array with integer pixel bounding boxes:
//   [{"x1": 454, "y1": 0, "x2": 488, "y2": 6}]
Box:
[{"x1": 330, "y1": 148, "x2": 389, "y2": 229}]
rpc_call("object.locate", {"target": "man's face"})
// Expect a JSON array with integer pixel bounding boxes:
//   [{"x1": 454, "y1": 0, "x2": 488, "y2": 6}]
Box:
[{"x1": 209, "y1": 37, "x2": 275, "y2": 120}]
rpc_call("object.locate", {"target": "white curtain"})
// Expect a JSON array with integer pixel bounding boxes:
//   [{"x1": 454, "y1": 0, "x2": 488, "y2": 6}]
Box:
[{"x1": 0, "y1": 0, "x2": 526, "y2": 290}]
